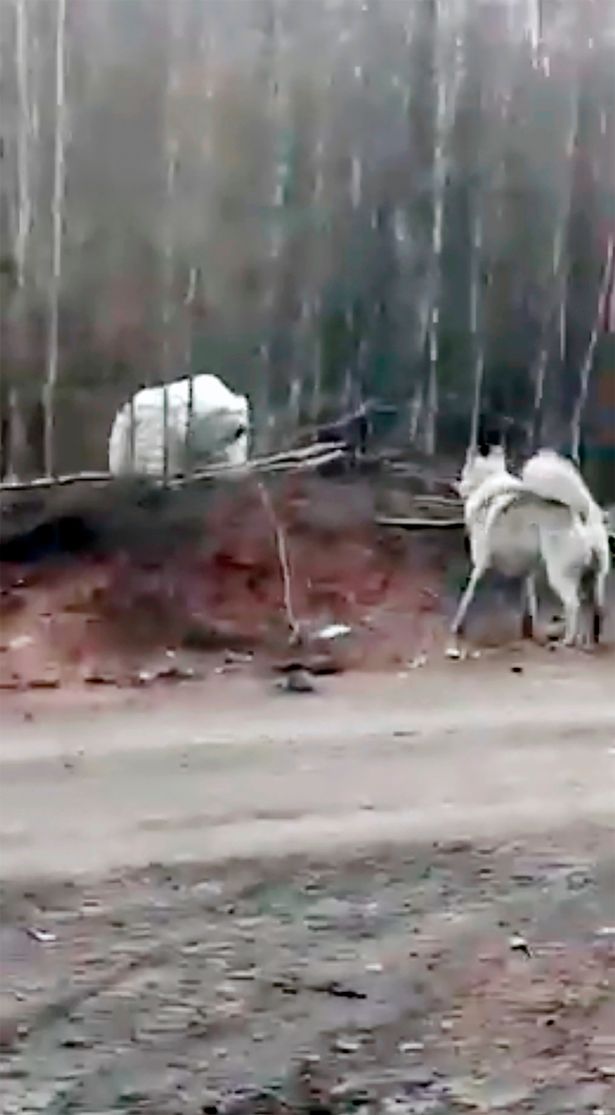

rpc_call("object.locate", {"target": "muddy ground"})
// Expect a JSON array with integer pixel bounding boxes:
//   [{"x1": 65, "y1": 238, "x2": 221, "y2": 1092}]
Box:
[{"x1": 1, "y1": 655, "x2": 614, "y2": 1114}]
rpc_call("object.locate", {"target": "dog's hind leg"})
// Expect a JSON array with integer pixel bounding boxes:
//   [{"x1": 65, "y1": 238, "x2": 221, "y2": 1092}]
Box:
[
  {"x1": 543, "y1": 557, "x2": 580, "y2": 646},
  {"x1": 591, "y1": 569, "x2": 607, "y2": 645},
  {"x1": 521, "y1": 574, "x2": 538, "y2": 640}
]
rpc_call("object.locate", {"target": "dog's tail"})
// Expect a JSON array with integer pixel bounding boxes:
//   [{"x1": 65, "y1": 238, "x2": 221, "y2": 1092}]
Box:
[{"x1": 521, "y1": 450, "x2": 595, "y2": 521}]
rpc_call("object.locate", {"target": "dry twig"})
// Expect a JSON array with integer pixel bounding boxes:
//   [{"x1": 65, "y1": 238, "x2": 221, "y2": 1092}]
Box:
[
  {"x1": 256, "y1": 480, "x2": 301, "y2": 642},
  {"x1": 376, "y1": 515, "x2": 464, "y2": 530}
]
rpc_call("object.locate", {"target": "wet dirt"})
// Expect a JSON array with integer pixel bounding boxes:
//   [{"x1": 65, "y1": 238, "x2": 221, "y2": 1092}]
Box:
[{"x1": 1, "y1": 656, "x2": 614, "y2": 1113}]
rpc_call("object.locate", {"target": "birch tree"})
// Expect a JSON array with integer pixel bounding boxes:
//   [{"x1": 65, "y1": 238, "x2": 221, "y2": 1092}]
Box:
[{"x1": 43, "y1": 0, "x2": 67, "y2": 477}]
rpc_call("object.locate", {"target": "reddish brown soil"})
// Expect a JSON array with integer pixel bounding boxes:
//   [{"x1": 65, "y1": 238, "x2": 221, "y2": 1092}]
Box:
[{"x1": 0, "y1": 477, "x2": 451, "y2": 688}]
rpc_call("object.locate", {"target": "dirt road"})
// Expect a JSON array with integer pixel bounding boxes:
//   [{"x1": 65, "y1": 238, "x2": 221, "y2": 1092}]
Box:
[
  {"x1": 1, "y1": 652, "x2": 615, "y2": 1113},
  {"x1": 2, "y1": 652, "x2": 614, "y2": 879}
]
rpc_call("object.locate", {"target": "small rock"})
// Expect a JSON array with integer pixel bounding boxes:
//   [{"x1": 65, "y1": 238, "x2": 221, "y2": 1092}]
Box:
[
  {"x1": 84, "y1": 670, "x2": 117, "y2": 686},
  {"x1": 157, "y1": 663, "x2": 200, "y2": 682},
  {"x1": 224, "y1": 650, "x2": 253, "y2": 666},
  {"x1": 509, "y1": 933, "x2": 531, "y2": 957},
  {"x1": 510, "y1": 664, "x2": 524, "y2": 674},
  {"x1": 333, "y1": 1035, "x2": 361, "y2": 1054},
  {"x1": 28, "y1": 674, "x2": 60, "y2": 690},
  {"x1": 306, "y1": 896, "x2": 354, "y2": 928},
  {"x1": 216, "y1": 982, "x2": 239, "y2": 999},
  {"x1": 27, "y1": 927, "x2": 57, "y2": 944},
  {"x1": 331, "y1": 1079, "x2": 370, "y2": 1102},
  {"x1": 131, "y1": 670, "x2": 154, "y2": 686},
  {"x1": 409, "y1": 654, "x2": 427, "y2": 669},
  {"x1": 382, "y1": 1097, "x2": 414, "y2": 1115},
  {"x1": 60, "y1": 1035, "x2": 92, "y2": 1049},
  {"x1": 451, "y1": 1078, "x2": 533, "y2": 1110},
  {"x1": 279, "y1": 668, "x2": 316, "y2": 694},
  {"x1": 9, "y1": 635, "x2": 33, "y2": 650},
  {"x1": 316, "y1": 623, "x2": 352, "y2": 641}
]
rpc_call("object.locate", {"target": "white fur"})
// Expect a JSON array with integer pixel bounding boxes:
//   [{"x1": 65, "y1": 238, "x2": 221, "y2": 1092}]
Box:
[
  {"x1": 521, "y1": 449, "x2": 595, "y2": 521},
  {"x1": 522, "y1": 450, "x2": 610, "y2": 637},
  {"x1": 453, "y1": 447, "x2": 610, "y2": 645},
  {"x1": 108, "y1": 373, "x2": 250, "y2": 477},
  {"x1": 457, "y1": 445, "x2": 507, "y2": 501},
  {"x1": 458, "y1": 448, "x2": 525, "y2": 545},
  {"x1": 463, "y1": 469, "x2": 525, "y2": 533}
]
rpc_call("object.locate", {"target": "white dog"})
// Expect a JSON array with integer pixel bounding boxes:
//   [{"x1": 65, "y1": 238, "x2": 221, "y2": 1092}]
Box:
[
  {"x1": 453, "y1": 446, "x2": 610, "y2": 645},
  {"x1": 108, "y1": 373, "x2": 250, "y2": 478}
]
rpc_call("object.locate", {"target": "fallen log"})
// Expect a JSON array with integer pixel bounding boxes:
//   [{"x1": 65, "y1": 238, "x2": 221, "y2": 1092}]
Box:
[{"x1": 0, "y1": 442, "x2": 346, "y2": 496}]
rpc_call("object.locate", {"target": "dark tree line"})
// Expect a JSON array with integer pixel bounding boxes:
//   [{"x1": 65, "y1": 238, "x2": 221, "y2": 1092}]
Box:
[{"x1": 0, "y1": 0, "x2": 613, "y2": 484}]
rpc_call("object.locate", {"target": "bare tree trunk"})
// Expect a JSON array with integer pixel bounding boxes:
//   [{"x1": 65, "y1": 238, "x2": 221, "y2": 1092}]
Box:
[
  {"x1": 425, "y1": 4, "x2": 465, "y2": 456},
  {"x1": 526, "y1": 0, "x2": 546, "y2": 73},
  {"x1": 43, "y1": 0, "x2": 66, "y2": 477},
  {"x1": 308, "y1": 107, "x2": 327, "y2": 422},
  {"x1": 7, "y1": 0, "x2": 32, "y2": 479},
  {"x1": 424, "y1": 41, "x2": 446, "y2": 456},
  {"x1": 160, "y1": 4, "x2": 182, "y2": 482},
  {"x1": 184, "y1": 266, "x2": 198, "y2": 472},
  {"x1": 310, "y1": 296, "x2": 323, "y2": 421},
  {"x1": 14, "y1": 0, "x2": 31, "y2": 290},
  {"x1": 531, "y1": 69, "x2": 581, "y2": 450},
  {"x1": 570, "y1": 236, "x2": 614, "y2": 464},
  {"x1": 6, "y1": 388, "x2": 29, "y2": 481},
  {"x1": 409, "y1": 380, "x2": 424, "y2": 444},
  {"x1": 531, "y1": 225, "x2": 566, "y2": 450},
  {"x1": 257, "y1": 0, "x2": 285, "y2": 453},
  {"x1": 468, "y1": 207, "x2": 484, "y2": 452}
]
